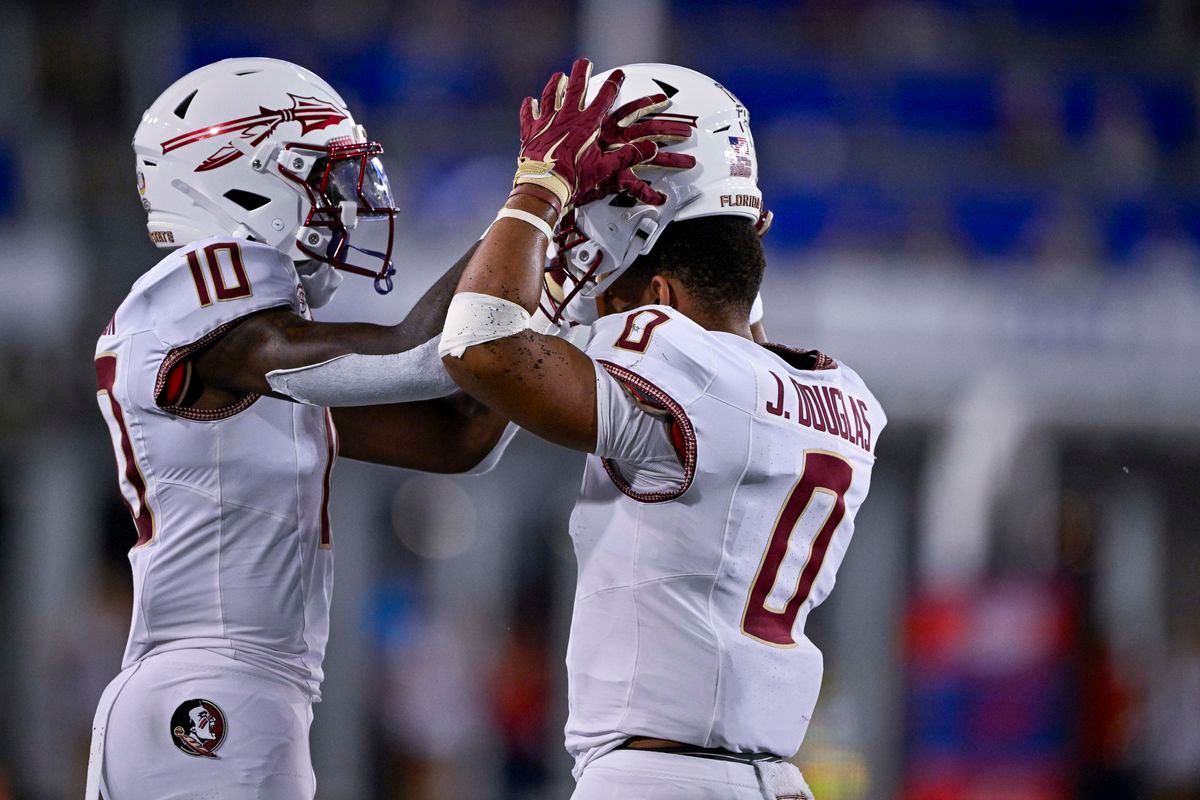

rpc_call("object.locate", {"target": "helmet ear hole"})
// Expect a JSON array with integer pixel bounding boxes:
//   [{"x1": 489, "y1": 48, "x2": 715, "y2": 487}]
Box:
[
  {"x1": 223, "y1": 189, "x2": 271, "y2": 211},
  {"x1": 609, "y1": 192, "x2": 638, "y2": 208}
]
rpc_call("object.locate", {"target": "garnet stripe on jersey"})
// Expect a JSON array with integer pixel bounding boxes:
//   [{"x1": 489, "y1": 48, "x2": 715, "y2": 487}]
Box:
[
  {"x1": 319, "y1": 409, "x2": 337, "y2": 548},
  {"x1": 96, "y1": 353, "x2": 155, "y2": 547},
  {"x1": 597, "y1": 360, "x2": 696, "y2": 503},
  {"x1": 154, "y1": 317, "x2": 270, "y2": 421},
  {"x1": 742, "y1": 450, "x2": 853, "y2": 647}
]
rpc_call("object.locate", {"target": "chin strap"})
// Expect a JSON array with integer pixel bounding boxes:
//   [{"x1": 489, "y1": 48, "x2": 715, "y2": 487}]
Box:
[{"x1": 295, "y1": 260, "x2": 344, "y2": 309}]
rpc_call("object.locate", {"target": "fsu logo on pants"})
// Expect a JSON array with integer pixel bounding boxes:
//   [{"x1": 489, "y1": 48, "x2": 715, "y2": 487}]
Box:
[{"x1": 170, "y1": 699, "x2": 227, "y2": 758}]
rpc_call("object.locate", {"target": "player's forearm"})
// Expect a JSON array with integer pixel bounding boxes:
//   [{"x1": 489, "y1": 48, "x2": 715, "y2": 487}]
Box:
[
  {"x1": 387, "y1": 242, "x2": 481, "y2": 351},
  {"x1": 331, "y1": 395, "x2": 509, "y2": 472},
  {"x1": 453, "y1": 196, "x2": 558, "y2": 313},
  {"x1": 442, "y1": 329, "x2": 599, "y2": 452}
]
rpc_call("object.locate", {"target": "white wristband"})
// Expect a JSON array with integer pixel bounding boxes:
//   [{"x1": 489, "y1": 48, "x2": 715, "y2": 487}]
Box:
[
  {"x1": 440, "y1": 292, "x2": 532, "y2": 358},
  {"x1": 494, "y1": 208, "x2": 554, "y2": 241}
]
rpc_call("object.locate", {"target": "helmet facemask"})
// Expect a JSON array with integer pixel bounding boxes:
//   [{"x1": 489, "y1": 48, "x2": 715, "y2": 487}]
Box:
[
  {"x1": 542, "y1": 210, "x2": 605, "y2": 326},
  {"x1": 278, "y1": 139, "x2": 399, "y2": 295},
  {"x1": 543, "y1": 197, "x2": 669, "y2": 326}
]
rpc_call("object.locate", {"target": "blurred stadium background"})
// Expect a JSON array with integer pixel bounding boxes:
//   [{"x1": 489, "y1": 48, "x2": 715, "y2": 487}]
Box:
[{"x1": 2, "y1": 0, "x2": 1199, "y2": 798}]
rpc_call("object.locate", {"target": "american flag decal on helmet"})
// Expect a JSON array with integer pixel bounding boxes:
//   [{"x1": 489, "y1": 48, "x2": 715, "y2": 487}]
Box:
[
  {"x1": 160, "y1": 94, "x2": 348, "y2": 172},
  {"x1": 726, "y1": 136, "x2": 753, "y2": 178}
]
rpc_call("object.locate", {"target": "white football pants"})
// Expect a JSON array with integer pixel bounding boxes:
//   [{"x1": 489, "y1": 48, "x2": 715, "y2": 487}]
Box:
[
  {"x1": 571, "y1": 749, "x2": 814, "y2": 800},
  {"x1": 85, "y1": 648, "x2": 315, "y2": 800}
]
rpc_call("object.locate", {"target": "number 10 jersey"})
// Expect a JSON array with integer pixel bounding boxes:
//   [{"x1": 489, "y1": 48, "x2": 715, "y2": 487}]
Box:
[
  {"x1": 565, "y1": 306, "x2": 886, "y2": 776},
  {"x1": 93, "y1": 237, "x2": 336, "y2": 699}
]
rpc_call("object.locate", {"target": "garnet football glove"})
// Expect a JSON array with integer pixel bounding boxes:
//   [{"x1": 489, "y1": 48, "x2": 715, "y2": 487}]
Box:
[
  {"x1": 574, "y1": 94, "x2": 699, "y2": 207},
  {"x1": 514, "y1": 59, "x2": 660, "y2": 213}
]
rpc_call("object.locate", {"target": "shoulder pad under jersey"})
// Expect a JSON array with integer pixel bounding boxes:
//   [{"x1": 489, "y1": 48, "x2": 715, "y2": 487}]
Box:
[
  {"x1": 585, "y1": 305, "x2": 718, "y2": 408},
  {"x1": 134, "y1": 237, "x2": 303, "y2": 350}
]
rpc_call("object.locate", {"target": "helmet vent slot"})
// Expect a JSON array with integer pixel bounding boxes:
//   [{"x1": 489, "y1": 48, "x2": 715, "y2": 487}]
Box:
[
  {"x1": 609, "y1": 192, "x2": 638, "y2": 208},
  {"x1": 234, "y1": 69, "x2": 261, "y2": 76},
  {"x1": 173, "y1": 90, "x2": 198, "y2": 119},
  {"x1": 651, "y1": 79, "x2": 679, "y2": 98},
  {"x1": 712, "y1": 124, "x2": 731, "y2": 133},
  {"x1": 223, "y1": 189, "x2": 271, "y2": 211}
]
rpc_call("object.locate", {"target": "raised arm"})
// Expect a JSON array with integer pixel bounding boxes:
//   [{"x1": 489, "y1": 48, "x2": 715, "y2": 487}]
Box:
[{"x1": 439, "y1": 59, "x2": 677, "y2": 452}]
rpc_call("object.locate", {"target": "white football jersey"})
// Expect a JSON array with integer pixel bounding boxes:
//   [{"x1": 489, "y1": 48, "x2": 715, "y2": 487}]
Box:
[
  {"x1": 94, "y1": 237, "x2": 335, "y2": 698},
  {"x1": 565, "y1": 305, "x2": 886, "y2": 775}
]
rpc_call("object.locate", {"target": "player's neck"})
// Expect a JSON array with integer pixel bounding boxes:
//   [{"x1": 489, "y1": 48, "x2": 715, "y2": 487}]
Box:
[{"x1": 688, "y1": 306, "x2": 754, "y2": 340}]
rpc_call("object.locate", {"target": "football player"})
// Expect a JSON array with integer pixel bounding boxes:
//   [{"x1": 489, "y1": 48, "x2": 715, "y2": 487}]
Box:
[
  {"x1": 443, "y1": 62, "x2": 887, "y2": 800},
  {"x1": 87, "y1": 57, "x2": 673, "y2": 799}
]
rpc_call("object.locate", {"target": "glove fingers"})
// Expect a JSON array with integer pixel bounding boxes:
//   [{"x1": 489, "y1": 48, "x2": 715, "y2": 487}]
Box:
[
  {"x1": 619, "y1": 125, "x2": 696, "y2": 146},
  {"x1": 520, "y1": 96, "x2": 536, "y2": 130},
  {"x1": 647, "y1": 151, "x2": 697, "y2": 170},
  {"x1": 624, "y1": 118, "x2": 693, "y2": 142},
  {"x1": 617, "y1": 171, "x2": 667, "y2": 206},
  {"x1": 616, "y1": 95, "x2": 669, "y2": 127},
  {"x1": 573, "y1": 186, "x2": 607, "y2": 207},
  {"x1": 539, "y1": 71, "x2": 565, "y2": 118},
  {"x1": 565, "y1": 58, "x2": 593, "y2": 111},
  {"x1": 590, "y1": 68, "x2": 626, "y2": 118},
  {"x1": 604, "y1": 140, "x2": 659, "y2": 176},
  {"x1": 610, "y1": 94, "x2": 668, "y2": 127}
]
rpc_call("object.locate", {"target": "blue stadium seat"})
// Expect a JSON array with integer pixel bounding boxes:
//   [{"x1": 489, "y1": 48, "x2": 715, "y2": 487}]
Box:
[
  {"x1": 1104, "y1": 199, "x2": 1150, "y2": 261},
  {"x1": 184, "y1": 30, "x2": 281, "y2": 73},
  {"x1": 1060, "y1": 76, "x2": 1096, "y2": 142},
  {"x1": 952, "y1": 190, "x2": 1043, "y2": 257},
  {"x1": 318, "y1": 40, "x2": 410, "y2": 110},
  {"x1": 766, "y1": 191, "x2": 832, "y2": 250},
  {"x1": 890, "y1": 71, "x2": 998, "y2": 136},
  {"x1": 728, "y1": 66, "x2": 843, "y2": 123},
  {"x1": 1143, "y1": 81, "x2": 1196, "y2": 149},
  {"x1": 1011, "y1": 0, "x2": 1142, "y2": 31}
]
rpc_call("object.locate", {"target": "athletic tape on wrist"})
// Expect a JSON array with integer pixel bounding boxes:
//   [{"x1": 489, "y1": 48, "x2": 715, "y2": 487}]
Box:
[
  {"x1": 494, "y1": 208, "x2": 555, "y2": 241},
  {"x1": 440, "y1": 292, "x2": 532, "y2": 359}
]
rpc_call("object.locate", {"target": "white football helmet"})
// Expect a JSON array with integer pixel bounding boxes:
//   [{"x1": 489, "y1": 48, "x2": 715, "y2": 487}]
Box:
[
  {"x1": 133, "y1": 57, "x2": 399, "y2": 294},
  {"x1": 543, "y1": 63, "x2": 766, "y2": 324}
]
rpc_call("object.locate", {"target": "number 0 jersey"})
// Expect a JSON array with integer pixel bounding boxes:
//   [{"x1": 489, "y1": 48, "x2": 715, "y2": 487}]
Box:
[
  {"x1": 94, "y1": 237, "x2": 335, "y2": 699},
  {"x1": 565, "y1": 305, "x2": 886, "y2": 776}
]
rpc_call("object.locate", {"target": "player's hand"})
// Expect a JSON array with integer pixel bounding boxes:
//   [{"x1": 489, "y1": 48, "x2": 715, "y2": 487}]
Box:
[
  {"x1": 514, "y1": 58, "x2": 660, "y2": 214},
  {"x1": 574, "y1": 96, "x2": 698, "y2": 207}
]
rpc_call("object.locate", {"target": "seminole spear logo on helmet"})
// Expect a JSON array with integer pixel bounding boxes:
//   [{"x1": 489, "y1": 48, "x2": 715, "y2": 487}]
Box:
[{"x1": 160, "y1": 94, "x2": 348, "y2": 172}]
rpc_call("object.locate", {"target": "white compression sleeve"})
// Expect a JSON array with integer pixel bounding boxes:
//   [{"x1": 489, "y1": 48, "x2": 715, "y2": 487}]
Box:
[{"x1": 265, "y1": 335, "x2": 458, "y2": 407}]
